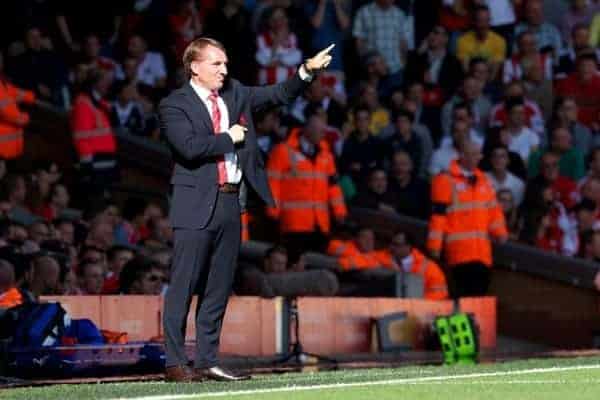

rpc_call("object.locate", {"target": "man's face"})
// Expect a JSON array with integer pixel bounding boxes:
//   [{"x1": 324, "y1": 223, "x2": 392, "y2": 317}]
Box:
[
  {"x1": 82, "y1": 264, "x2": 104, "y2": 294},
  {"x1": 540, "y1": 155, "x2": 560, "y2": 182},
  {"x1": 128, "y1": 36, "x2": 146, "y2": 58},
  {"x1": 356, "y1": 229, "x2": 375, "y2": 253},
  {"x1": 578, "y1": 59, "x2": 597, "y2": 82},
  {"x1": 34, "y1": 258, "x2": 61, "y2": 295},
  {"x1": 428, "y1": 27, "x2": 447, "y2": 50},
  {"x1": 573, "y1": 27, "x2": 590, "y2": 49},
  {"x1": 526, "y1": 0, "x2": 543, "y2": 25},
  {"x1": 389, "y1": 233, "x2": 411, "y2": 259},
  {"x1": 304, "y1": 115, "x2": 326, "y2": 145},
  {"x1": 265, "y1": 251, "x2": 287, "y2": 274},
  {"x1": 463, "y1": 78, "x2": 480, "y2": 100},
  {"x1": 52, "y1": 185, "x2": 70, "y2": 208},
  {"x1": 355, "y1": 110, "x2": 371, "y2": 133},
  {"x1": 57, "y1": 222, "x2": 75, "y2": 245},
  {"x1": 460, "y1": 142, "x2": 483, "y2": 171},
  {"x1": 191, "y1": 45, "x2": 228, "y2": 91},
  {"x1": 111, "y1": 250, "x2": 134, "y2": 275},
  {"x1": 577, "y1": 209, "x2": 595, "y2": 232},
  {"x1": 368, "y1": 171, "x2": 387, "y2": 194},
  {"x1": 519, "y1": 33, "x2": 537, "y2": 54},
  {"x1": 490, "y1": 148, "x2": 509, "y2": 172},
  {"x1": 29, "y1": 222, "x2": 50, "y2": 243},
  {"x1": 508, "y1": 105, "x2": 526, "y2": 127},
  {"x1": 392, "y1": 152, "x2": 413, "y2": 178},
  {"x1": 137, "y1": 268, "x2": 165, "y2": 295},
  {"x1": 474, "y1": 10, "x2": 490, "y2": 32},
  {"x1": 551, "y1": 128, "x2": 572, "y2": 152},
  {"x1": 395, "y1": 116, "x2": 412, "y2": 136},
  {"x1": 471, "y1": 61, "x2": 490, "y2": 83},
  {"x1": 452, "y1": 120, "x2": 470, "y2": 145},
  {"x1": 25, "y1": 28, "x2": 43, "y2": 51}
]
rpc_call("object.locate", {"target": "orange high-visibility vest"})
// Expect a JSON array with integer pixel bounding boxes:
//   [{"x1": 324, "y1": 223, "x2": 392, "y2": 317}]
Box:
[
  {"x1": 427, "y1": 160, "x2": 507, "y2": 267},
  {"x1": 327, "y1": 239, "x2": 389, "y2": 271},
  {"x1": 378, "y1": 248, "x2": 449, "y2": 300},
  {"x1": 0, "y1": 287, "x2": 24, "y2": 308},
  {"x1": 267, "y1": 128, "x2": 347, "y2": 233},
  {"x1": 70, "y1": 93, "x2": 117, "y2": 158},
  {"x1": 0, "y1": 79, "x2": 35, "y2": 159}
]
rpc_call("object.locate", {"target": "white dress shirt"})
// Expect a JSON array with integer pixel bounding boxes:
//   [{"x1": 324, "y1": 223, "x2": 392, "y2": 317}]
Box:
[{"x1": 189, "y1": 79, "x2": 242, "y2": 184}]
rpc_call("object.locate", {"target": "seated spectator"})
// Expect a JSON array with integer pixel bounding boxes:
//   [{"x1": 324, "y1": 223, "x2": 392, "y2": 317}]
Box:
[
  {"x1": 468, "y1": 57, "x2": 502, "y2": 103},
  {"x1": 114, "y1": 197, "x2": 147, "y2": 246},
  {"x1": 387, "y1": 151, "x2": 430, "y2": 220},
  {"x1": 36, "y1": 183, "x2": 70, "y2": 222},
  {"x1": 397, "y1": 86, "x2": 435, "y2": 173},
  {"x1": 53, "y1": 218, "x2": 75, "y2": 246},
  {"x1": 504, "y1": 97, "x2": 540, "y2": 164},
  {"x1": 78, "y1": 260, "x2": 105, "y2": 295},
  {"x1": 503, "y1": 30, "x2": 553, "y2": 84},
  {"x1": 526, "y1": 151, "x2": 580, "y2": 210},
  {"x1": 145, "y1": 216, "x2": 173, "y2": 249},
  {"x1": 556, "y1": 23, "x2": 600, "y2": 79},
  {"x1": 379, "y1": 231, "x2": 448, "y2": 300},
  {"x1": 551, "y1": 97, "x2": 593, "y2": 158},
  {"x1": 430, "y1": 119, "x2": 470, "y2": 176},
  {"x1": 439, "y1": 101, "x2": 484, "y2": 148},
  {"x1": 404, "y1": 25, "x2": 463, "y2": 101},
  {"x1": 514, "y1": 0, "x2": 562, "y2": 60},
  {"x1": 327, "y1": 227, "x2": 388, "y2": 271},
  {"x1": 255, "y1": 6, "x2": 302, "y2": 85},
  {"x1": 441, "y1": 75, "x2": 492, "y2": 135},
  {"x1": 580, "y1": 147, "x2": 600, "y2": 190},
  {"x1": 485, "y1": 145, "x2": 525, "y2": 206},
  {"x1": 0, "y1": 259, "x2": 30, "y2": 309},
  {"x1": 456, "y1": 5, "x2": 506, "y2": 78},
  {"x1": 110, "y1": 80, "x2": 145, "y2": 136},
  {"x1": 119, "y1": 256, "x2": 166, "y2": 295},
  {"x1": 560, "y1": 0, "x2": 600, "y2": 42},
  {"x1": 489, "y1": 80, "x2": 545, "y2": 139},
  {"x1": 85, "y1": 218, "x2": 114, "y2": 250},
  {"x1": 528, "y1": 126, "x2": 585, "y2": 181},
  {"x1": 359, "y1": 51, "x2": 400, "y2": 103},
  {"x1": 351, "y1": 168, "x2": 397, "y2": 215},
  {"x1": 579, "y1": 229, "x2": 600, "y2": 262},
  {"x1": 235, "y1": 245, "x2": 338, "y2": 298},
  {"x1": 521, "y1": 55, "x2": 554, "y2": 120},
  {"x1": 339, "y1": 106, "x2": 382, "y2": 183},
  {"x1": 288, "y1": 78, "x2": 346, "y2": 129},
  {"x1": 26, "y1": 160, "x2": 63, "y2": 216},
  {"x1": 27, "y1": 220, "x2": 51, "y2": 244},
  {"x1": 102, "y1": 245, "x2": 136, "y2": 294},
  {"x1": 254, "y1": 108, "x2": 283, "y2": 160},
  {"x1": 23, "y1": 254, "x2": 62, "y2": 297},
  {"x1": 572, "y1": 199, "x2": 600, "y2": 248},
  {"x1": 555, "y1": 53, "x2": 600, "y2": 129},
  {"x1": 496, "y1": 189, "x2": 521, "y2": 240},
  {"x1": 79, "y1": 34, "x2": 122, "y2": 80},
  {"x1": 383, "y1": 109, "x2": 426, "y2": 175},
  {"x1": 1, "y1": 174, "x2": 30, "y2": 216},
  {"x1": 126, "y1": 34, "x2": 167, "y2": 91},
  {"x1": 481, "y1": 127, "x2": 528, "y2": 180}
]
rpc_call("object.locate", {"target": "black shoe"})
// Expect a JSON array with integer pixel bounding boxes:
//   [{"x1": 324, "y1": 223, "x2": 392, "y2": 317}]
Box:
[
  {"x1": 165, "y1": 365, "x2": 197, "y2": 383},
  {"x1": 195, "y1": 366, "x2": 251, "y2": 381}
]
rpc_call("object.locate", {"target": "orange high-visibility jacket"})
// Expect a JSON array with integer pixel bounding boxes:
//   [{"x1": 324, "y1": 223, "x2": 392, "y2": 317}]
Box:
[
  {"x1": 0, "y1": 79, "x2": 35, "y2": 159},
  {"x1": 327, "y1": 239, "x2": 389, "y2": 271},
  {"x1": 378, "y1": 248, "x2": 449, "y2": 300},
  {"x1": 70, "y1": 93, "x2": 117, "y2": 158},
  {"x1": 0, "y1": 287, "x2": 24, "y2": 309},
  {"x1": 267, "y1": 128, "x2": 347, "y2": 233},
  {"x1": 427, "y1": 160, "x2": 507, "y2": 267}
]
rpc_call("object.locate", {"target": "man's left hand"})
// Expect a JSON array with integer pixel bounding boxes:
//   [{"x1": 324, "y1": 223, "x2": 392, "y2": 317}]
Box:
[{"x1": 304, "y1": 44, "x2": 335, "y2": 74}]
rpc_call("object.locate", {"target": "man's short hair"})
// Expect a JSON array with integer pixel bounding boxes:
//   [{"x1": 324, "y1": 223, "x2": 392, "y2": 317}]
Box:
[
  {"x1": 265, "y1": 245, "x2": 287, "y2": 260},
  {"x1": 182, "y1": 37, "x2": 226, "y2": 77}
]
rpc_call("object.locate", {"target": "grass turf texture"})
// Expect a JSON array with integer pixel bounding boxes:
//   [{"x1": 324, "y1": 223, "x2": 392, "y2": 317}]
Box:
[{"x1": 3, "y1": 356, "x2": 600, "y2": 400}]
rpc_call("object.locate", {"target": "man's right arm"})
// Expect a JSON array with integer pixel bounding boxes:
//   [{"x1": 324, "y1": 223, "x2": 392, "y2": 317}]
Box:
[{"x1": 159, "y1": 101, "x2": 235, "y2": 161}]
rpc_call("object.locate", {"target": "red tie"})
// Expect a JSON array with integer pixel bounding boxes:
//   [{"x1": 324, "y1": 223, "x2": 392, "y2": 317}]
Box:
[{"x1": 208, "y1": 91, "x2": 227, "y2": 185}]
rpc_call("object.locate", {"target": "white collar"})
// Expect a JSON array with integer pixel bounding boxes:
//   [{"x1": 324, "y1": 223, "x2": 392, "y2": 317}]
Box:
[{"x1": 189, "y1": 79, "x2": 214, "y2": 102}]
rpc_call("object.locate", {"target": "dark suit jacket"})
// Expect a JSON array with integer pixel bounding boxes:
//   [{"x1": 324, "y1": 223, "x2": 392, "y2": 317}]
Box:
[
  {"x1": 159, "y1": 73, "x2": 308, "y2": 229},
  {"x1": 404, "y1": 51, "x2": 464, "y2": 97}
]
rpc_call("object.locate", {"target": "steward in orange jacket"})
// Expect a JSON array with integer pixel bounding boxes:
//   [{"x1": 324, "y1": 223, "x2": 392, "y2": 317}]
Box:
[
  {"x1": 427, "y1": 142, "x2": 507, "y2": 297},
  {"x1": 327, "y1": 238, "x2": 389, "y2": 271},
  {"x1": 267, "y1": 120, "x2": 347, "y2": 235},
  {"x1": 70, "y1": 92, "x2": 116, "y2": 160},
  {"x1": 0, "y1": 76, "x2": 35, "y2": 159}
]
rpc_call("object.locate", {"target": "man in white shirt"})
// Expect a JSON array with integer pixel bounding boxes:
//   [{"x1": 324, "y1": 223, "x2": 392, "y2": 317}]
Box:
[{"x1": 485, "y1": 144, "x2": 525, "y2": 206}]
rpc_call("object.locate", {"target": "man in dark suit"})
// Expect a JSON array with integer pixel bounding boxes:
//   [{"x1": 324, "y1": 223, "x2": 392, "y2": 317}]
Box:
[{"x1": 159, "y1": 37, "x2": 334, "y2": 382}]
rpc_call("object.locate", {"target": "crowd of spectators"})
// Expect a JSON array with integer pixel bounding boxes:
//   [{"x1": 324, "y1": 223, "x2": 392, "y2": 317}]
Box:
[{"x1": 1, "y1": 0, "x2": 600, "y2": 303}]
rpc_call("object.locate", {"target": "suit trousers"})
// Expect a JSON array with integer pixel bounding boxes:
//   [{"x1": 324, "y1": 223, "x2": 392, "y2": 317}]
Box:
[{"x1": 163, "y1": 190, "x2": 241, "y2": 368}]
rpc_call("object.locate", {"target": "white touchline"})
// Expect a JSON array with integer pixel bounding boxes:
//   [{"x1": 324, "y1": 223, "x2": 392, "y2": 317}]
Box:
[{"x1": 107, "y1": 364, "x2": 600, "y2": 400}]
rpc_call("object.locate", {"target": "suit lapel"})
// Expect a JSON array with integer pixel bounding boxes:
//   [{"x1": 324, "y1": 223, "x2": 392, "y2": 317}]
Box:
[
  {"x1": 220, "y1": 86, "x2": 236, "y2": 124},
  {"x1": 183, "y1": 82, "x2": 213, "y2": 133}
]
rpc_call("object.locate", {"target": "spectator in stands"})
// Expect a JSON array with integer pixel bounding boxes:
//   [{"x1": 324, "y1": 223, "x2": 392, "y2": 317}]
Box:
[
  {"x1": 0, "y1": 52, "x2": 36, "y2": 160},
  {"x1": 503, "y1": 30, "x2": 553, "y2": 84},
  {"x1": 388, "y1": 150, "x2": 430, "y2": 220},
  {"x1": 267, "y1": 111, "x2": 347, "y2": 263},
  {"x1": 352, "y1": 0, "x2": 410, "y2": 77},
  {"x1": 579, "y1": 229, "x2": 600, "y2": 262},
  {"x1": 515, "y1": 0, "x2": 562, "y2": 60},
  {"x1": 85, "y1": 219, "x2": 114, "y2": 250},
  {"x1": 254, "y1": 109, "x2": 282, "y2": 160},
  {"x1": 0, "y1": 259, "x2": 23, "y2": 308},
  {"x1": 468, "y1": 57, "x2": 501, "y2": 103},
  {"x1": 441, "y1": 75, "x2": 492, "y2": 134},
  {"x1": 236, "y1": 244, "x2": 338, "y2": 298},
  {"x1": 53, "y1": 218, "x2": 75, "y2": 246},
  {"x1": 23, "y1": 254, "x2": 61, "y2": 297},
  {"x1": 110, "y1": 80, "x2": 145, "y2": 136},
  {"x1": 102, "y1": 244, "x2": 136, "y2": 294},
  {"x1": 351, "y1": 168, "x2": 396, "y2": 215},
  {"x1": 304, "y1": 0, "x2": 350, "y2": 74},
  {"x1": 489, "y1": 80, "x2": 545, "y2": 139},
  {"x1": 28, "y1": 220, "x2": 50, "y2": 244},
  {"x1": 78, "y1": 260, "x2": 105, "y2": 295},
  {"x1": 36, "y1": 183, "x2": 70, "y2": 222},
  {"x1": 380, "y1": 231, "x2": 448, "y2": 300},
  {"x1": 6, "y1": 27, "x2": 66, "y2": 106},
  {"x1": 496, "y1": 188, "x2": 521, "y2": 240},
  {"x1": 580, "y1": 147, "x2": 600, "y2": 189},
  {"x1": 427, "y1": 140, "x2": 507, "y2": 298},
  {"x1": 556, "y1": 53, "x2": 600, "y2": 129},
  {"x1": 485, "y1": 145, "x2": 526, "y2": 207},
  {"x1": 144, "y1": 216, "x2": 173, "y2": 249},
  {"x1": 525, "y1": 151, "x2": 580, "y2": 211},
  {"x1": 339, "y1": 106, "x2": 382, "y2": 184},
  {"x1": 456, "y1": 5, "x2": 506, "y2": 79},
  {"x1": 561, "y1": 0, "x2": 600, "y2": 43},
  {"x1": 521, "y1": 54, "x2": 554, "y2": 120},
  {"x1": 383, "y1": 109, "x2": 426, "y2": 176},
  {"x1": 80, "y1": 34, "x2": 122, "y2": 80},
  {"x1": 504, "y1": 97, "x2": 540, "y2": 165},
  {"x1": 354, "y1": 82, "x2": 390, "y2": 136},
  {"x1": 360, "y1": 51, "x2": 399, "y2": 103},
  {"x1": 572, "y1": 198, "x2": 600, "y2": 237},
  {"x1": 528, "y1": 126, "x2": 585, "y2": 181},
  {"x1": 481, "y1": 127, "x2": 528, "y2": 180},
  {"x1": 440, "y1": 101, "x2": 484, "y2": 148},
  {"x1": 430, "y1": 119, "x2": 470, "y2": 176},
  {"x1": 289, "y1": 78, "x2": 346, "y2": 128},
  {"x1": 168, "y1": 0, "x2": 203, "y2": 63},
  {"x1": 255, "y1": 7, "x2": 302, "y2": 85},
  {"x1": 118, "y1": 256, "x2": 166, "y2": 295},
  {"x1": 551, "y1": 97, "x2": 594, "y2": 159},
  {"x1": 404, "y1": 25, "x2": 464, "y2": 101},
  {"x1": 327, "y1": 227, "x2": 387, "y2": 271},
  {"x1": 556, "y1": 23, "x2": 600, "y2": 79},
  {"x1": 399, "y1": 84, "x2": 435, "y2": 170},
  {"x1": 114, "y1": 197, "x2": 147, "y2": 246},
  {"x1": 125, "y1": 35, "x2": 167, "y2": 93}
]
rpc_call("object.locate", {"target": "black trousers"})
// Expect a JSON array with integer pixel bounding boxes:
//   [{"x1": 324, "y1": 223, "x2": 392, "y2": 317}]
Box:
[
  {"x1": 451, "y1": 262, "x2": 490, "y2": 299},
  {"x1": 163, "y1": 191, "x2": 241, "y2": 368}
]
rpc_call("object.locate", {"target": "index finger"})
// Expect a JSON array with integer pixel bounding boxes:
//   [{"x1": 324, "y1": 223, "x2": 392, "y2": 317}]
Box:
[{"x1": 319, "y1": 44, "x2": 335, "y2": 55}]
